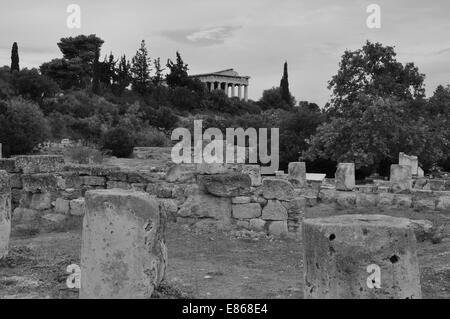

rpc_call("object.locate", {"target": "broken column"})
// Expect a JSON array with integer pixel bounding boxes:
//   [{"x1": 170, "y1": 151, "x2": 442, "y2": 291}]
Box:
[
  {"x1": 288, "y1": 162, "x2": 306, "y2": 188},
  {"x1": 0, "y1": 170, "x2": 11, "y2": 260},
  {"x1": 335, "y1": 163, "x2": 355, "y2": 191},
  {"x1": 80, "y1": 189, "x2": 167, "y2": 299},
  {"x1": 399, "y1": 153, "x2": 418, "y2": 176},
  {"x1": 302, "y1": 214, "x2": 421, "y2": 299},
  {"x1": 390, "y1": 164, "x2": 412, "y2": 193}
]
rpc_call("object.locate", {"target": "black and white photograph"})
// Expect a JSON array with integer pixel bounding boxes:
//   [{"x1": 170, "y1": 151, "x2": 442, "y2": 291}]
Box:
[{"x1": 1, "y1": 0, "x2": 450, "y2": 305}]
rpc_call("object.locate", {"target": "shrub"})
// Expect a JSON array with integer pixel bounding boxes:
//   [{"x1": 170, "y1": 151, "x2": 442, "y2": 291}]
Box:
[
  {"x1": 64, "y1": 145, "x2": 104, "y2": 164},
  {"x1": 0, "y1": 98, "x2": 50, "y2": 157},
  {"x1": 135, "y1": 127, "x2": 171, "y2": 147},
  {"x1": 101, "y1": 127, "x2": 135, "y2": 158}
]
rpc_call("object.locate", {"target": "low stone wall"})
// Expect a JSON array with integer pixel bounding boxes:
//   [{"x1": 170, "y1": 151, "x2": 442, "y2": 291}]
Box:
[
  {"x1": 319, "y1": 185, "x2": 450, "y2": 211},
  {"x1": 1, "y1": 156, "x2": 309, "y2": 237}
]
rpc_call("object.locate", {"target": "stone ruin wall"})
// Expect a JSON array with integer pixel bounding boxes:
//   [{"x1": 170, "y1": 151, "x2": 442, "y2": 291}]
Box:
[{"x1": 1, "y1": 154, "x2": 449, "y2": 238}]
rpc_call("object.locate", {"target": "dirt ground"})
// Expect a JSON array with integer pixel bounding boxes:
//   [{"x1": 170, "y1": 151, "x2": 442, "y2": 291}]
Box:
[{"x1": 1, "y1": 204, "x2": 450, "y2": 299}]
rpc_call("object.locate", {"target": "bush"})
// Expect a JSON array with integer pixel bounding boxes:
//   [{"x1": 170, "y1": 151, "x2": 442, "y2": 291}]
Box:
[
  {"x1": 135, "y1": 127, "x2": 171, "y2": 147},
  {"x1": 64, "y1": 145, "x2": 104, "y2": 164},
  {"x1": 0, "y1": 98, "x2": 50, "y2": 157},
  {"x1": 101, "y1": 127, "x2": 135, "y2": 158}
]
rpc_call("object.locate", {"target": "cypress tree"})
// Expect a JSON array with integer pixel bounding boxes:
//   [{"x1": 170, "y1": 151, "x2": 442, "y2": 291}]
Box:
[
  {"x1": 11, "y1": 42, "x2": 20, "y2": 72},
  {"x1": 280, "y1": 61, "x2": 291, "y2": 105}
]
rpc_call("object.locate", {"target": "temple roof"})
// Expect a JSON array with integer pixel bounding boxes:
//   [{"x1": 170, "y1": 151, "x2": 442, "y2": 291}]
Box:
[{"x1": 189, "y1": 68, "x2": 250, "y2": 79}]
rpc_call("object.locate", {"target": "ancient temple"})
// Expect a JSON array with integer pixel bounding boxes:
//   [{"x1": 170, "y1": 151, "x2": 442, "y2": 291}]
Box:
[{"x1": 189, "y1": 69, "x2": 250, "y2": 101}]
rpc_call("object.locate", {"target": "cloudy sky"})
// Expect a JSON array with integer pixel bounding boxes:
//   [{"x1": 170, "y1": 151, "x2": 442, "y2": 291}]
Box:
[{"x1": 1, "y1": 0, "x2": 449, "y2": 105}]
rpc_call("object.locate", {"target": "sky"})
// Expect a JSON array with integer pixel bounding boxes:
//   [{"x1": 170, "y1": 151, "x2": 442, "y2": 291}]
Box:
[{"x1": 1, "y1": 0, "x2": 450, "y2": 106}]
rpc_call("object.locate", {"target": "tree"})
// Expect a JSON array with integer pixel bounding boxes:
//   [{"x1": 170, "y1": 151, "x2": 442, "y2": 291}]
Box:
[
  {"x1": 92, "y1": 47, "x2": 101, "y2": 94},
  {"x1": 101, "y1": 127, "x2": 135, "y2": 158},
  {"x1": 280, "y1": 61, "x2": 291, "y2": 106},
  {"x1": 113, "y1": 55, "x2": 131, "y2": 95},
  {"x1": 0, "y1": 98, "x2": 50, "y2": 157},
  {"x1": 10, "y1": 42, "x2": 19, "y2": 73},
  {"x1": 41, "y1": 34, "x2": 104, "y2": 89},
  {"x1": 259, "y1": 87, "x2": 295, "y2": 110},
  {"x1": 166, "y1": 51, "x2": 189, "y2": 88},
  {"x1": 11, "y1": 68, "x2": 59, "y2": 103},
  {"x1": 131, "y1": 40, "x2": 152, "y2": 94},
  {"x1": 153, "y1": 58, "x2": 165, "y2": 86},
  {"x1": 328, "y1": 41, "x2": 425, "y2": 115}
]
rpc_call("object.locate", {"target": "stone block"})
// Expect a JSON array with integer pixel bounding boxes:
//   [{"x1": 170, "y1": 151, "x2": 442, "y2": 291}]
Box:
[
  {"x1": 55, "y1": 198, "x2": 70, "y2": 214},
  {"x1": 22, "y1": 174, "x2": 62, "y2": 192},
  {"x1": 303, "y1": 214, "x2": 421, "y2": 299},
  {"x1": 399, "y1": 152, "x2": 418, "y2": 175},
  {"x1": 268, "y1": 221, "x2": 288, "y2": 237},
  {"x1": 390, "y1": 165, "x2": 412, "y2": 193},
  {"x1": 9, "y1": 174, "x2": 22, "y2": 189},
  {"x1": 40, "y1": 213, "x2": 68, "y2": 232},
  {"x1": 106, "y1": 181, "x2": 132, "y2": 190},
  {"x1": 81, "y1": 189, "x2": 167, "y2": 299},
  {"x1": 30, "y1": 192, "x2": 52, "y2": 210},
  {"x1": 262, "y1": 178, "x2": 295, "y2": 201},
  {"x1": 14, "y1": 155, "x2": 64, "y2": 174},
  {"x1": 436, "y1": 196, "x2": 450, "y2": 211},
  {"x1": 70, "y1": 198, "x2": 86, "y2": 216},
  {"x1": 249, "y1": 218, "x2": 266, "y2": 232},
  {"x1": 232, "y1": 203, "x2": 262, "y2": 219},
  {"x1": 0, "y1": 159, "x2": 17, "y2": 173},
  {"x1": 197, "y1": 173, "x2": 251, "y2": 197},
  {"x1": 232, "y1": 196, "x2": 251, "y2": 204},
  {"x1": 335, "y1": 163, "x2": 355, "y2": 191},
  {"x1": 242, "y1": 165, "x2": 262, "y2": 187},
  {"x1": 165, "y1": 164, "x2": 197, "y2": 182},
  {"x1": 318, "y1": 188, "x2": 336, "y2": 204},
  {"x1": 335, "y1": 191, "x2": 357, "y2": 208},
  {"x1": 82, "y1": 176, "x2": 106, "y2": 186},
  {"x1": 262, "y1": 200, "x2": 288, "y2": 221},
  {"x1": 356, "y1": 192, "x2": 379, "y2": 207},
  {"x1": 378, "y1": 193, "x2": 395, "y2": 207},
  {"x1": 288, "y1": 162, "x2": 307, "y2": 188},
  {"x1": 0, "y1": 170, "x2": 11, "y2": 259},
  {"x1": 178, "y1": 193, "x2": 232, "y2": 222}
]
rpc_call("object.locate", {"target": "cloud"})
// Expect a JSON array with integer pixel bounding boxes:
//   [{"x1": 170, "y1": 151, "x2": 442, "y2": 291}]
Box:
[
  {"x1": 160, "y1": 25, "x2": 241, "y2": 46},
  {"x1": 434, "y1": 47, "x2": 450, "y2": 56}
]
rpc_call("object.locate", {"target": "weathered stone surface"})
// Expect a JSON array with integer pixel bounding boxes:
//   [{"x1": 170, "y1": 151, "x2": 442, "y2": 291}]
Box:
[
  {"x1": 356, "y1": 193, "x2": 379, "y2": 207},
  {"x1": 12, "y1": 207, "x2": 39, "y2": 228},
  {"x1": 303, "y1": 214, "x2": 421, "y2": 299},
  {"x1": 55, "y1": 198, "x2": 70, "y2": 214},
  {"x1": 262, "y1": 200, "x2": 288, "y2": 221},
  {"x1": 262, "y1": 178, "x2": 295, "y2": 201},
  {"x1": 335, "y1": 191, "x2": 357, "y2": 208},
  {"x1": 9, "y1": 174, "x2": 22, "y2": 189},
  {"x1": 318, "y1": 188, "x2": 336, "y2": 204},
  {"x1": 61, "y1": 188, "x2": 83, "y2": 200},
  {"x1": 394, "y1": 194, "x2": 412, "y2": 208},
  {"x1": 30, "y1": 192, "x2": 52, "y2": 210},
  {"x1": 40, "y1": 213, "x2": 68, "y2": 232},
  {"x1": 417, "y1": 167, "x2": 424, "y2": 178},
  {"x1": 242, "y1": 165, "x2": 262, "y2": 187},
  {"x1": 165, "y1": 164, "x2": 196, "y2": 182},
  {"x1": 106, "y1": 181, "x2": 131, "y2": 190},
  {"x1": 22, "y1": 174, "x2": 62, "y2": 192},
  {"x1": 232, "y1": 196, "x2": 251, "y2": 204},
  {"x1": 390, "y1": 165, "x2": 412, "y2": 193},
  {"x1": 407, "y1": 219, "x2": 436, "y2": 243},
  {"x1": 413, "y1": 178, "x2": 427, "y2": 190},
  {"x1": 156, "y1": 184, "x2": 175, "y2": 199},
  {"x1": 378, "y1": 193, "x2": 395, "y2": 206},
  {"x1": 70, "y1": 198, "x2": 86, "y2": 216},
  {"x1": 131, "y1": 183, "x2": 146, "y2": 192},
  {"x1": 335, "y1": 163, "x2": 355, "y2": 191},
  {"x1": 268, "y1": 221, "x2": 288, "y2": 236},
  {"x1": 0, "y1": 170, "x2": 11, "y2": 259},
  {"x1": 236, "y1": 220, "x2": 250, "y2": 229},
  {"x1": 399, "y1": 152, "x2": 418, "y2": 175},
  {"x1": 232, "y1": 203, "x2": 262, "y2": 219},
  {"x1": 81, "y1": 189, "x2": 167, "y2": 299},
  {"x1": 288, "y1": 162, "x2": 306, "y2": 188},
  {"x1": 64, "y1": 164, "x2": 120, "y2": 176},
  {"x1": 427, "y1": 180, "x2": 446, "y2": 191},
  {"x1": 436, "y1": 196, "x2": 450, "y2": 211},
  {"x1": 249, "y1": 218, "x2": 266, "y2": 232},
  {"x1": 198, "y1": 173, "x2": 251, "y2": 197},
  {"x1": 82, "y1": 176, "x2": 106, "y2": 186},
  {"x1": 158, "y1": 198, "x2": 178, "y2": 222},
  {"x1": 178, "y1": 193, "x2": 232, "y2": 222},
  {"x1": 14, "y1": 155, "x2": 64, "y2": 174},
  {"x1": 0, "y1": 159, "x2": 17, "y2": 173}
]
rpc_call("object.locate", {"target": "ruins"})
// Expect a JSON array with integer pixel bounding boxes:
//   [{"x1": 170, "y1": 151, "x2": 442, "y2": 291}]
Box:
[
  {"x1": 1, "y1": 150, "x2": 449, "y2": 299},
  {"x1": 189, "y1": 69, "x2": 250, "y2": 101}
]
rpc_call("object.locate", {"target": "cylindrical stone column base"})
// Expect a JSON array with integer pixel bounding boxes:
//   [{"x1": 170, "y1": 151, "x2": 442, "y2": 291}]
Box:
[
  {"x1": 302, "y1": 214, "x2": 421, "y2": 299},
  {"x1": 0, "y1": 170, "x2": 11, "y2": 260},
  {"x1": 80, "y1": 189, "x2": 167, "y2": 299}
]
